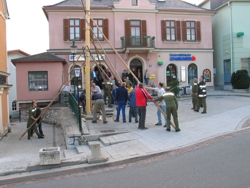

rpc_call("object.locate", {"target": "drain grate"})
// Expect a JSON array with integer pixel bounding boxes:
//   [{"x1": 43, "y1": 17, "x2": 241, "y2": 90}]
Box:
[{"x1": 101, "y1": 130, "x2": 115, "y2": 133}]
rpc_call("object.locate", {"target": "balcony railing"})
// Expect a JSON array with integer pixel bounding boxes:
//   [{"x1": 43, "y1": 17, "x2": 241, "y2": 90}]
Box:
[{"x1": 120, "y1": 36, "x2": 155, "y2": 48}]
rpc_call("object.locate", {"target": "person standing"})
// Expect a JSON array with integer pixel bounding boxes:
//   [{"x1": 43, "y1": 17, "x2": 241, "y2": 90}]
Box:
[
  {"x1": 91, "y1": 91, "x2": 108, "y2": 124},
  {"x1": 90, "y1": 69, "x2": 97, "y2": 84},
  {"x1": 128, "y1": 88, "x2": 138, "y2": 123},
  {"x1": 195, "y1": 75, "x2": 207, "y2": 114},
  {"x1": 144, "y1": 69, "x2": 150, "y2": 86},
  {"x1": 191, "y1": 78, "x2": 198, "y2": 110},
  {"x1": 35, "y1": 107, "x2": 44, "y2": 137},
  {"x1": 122, "y1": 69, "x2": 128, "y2": 82},
  {"x1": 27, "y1": 100, "x2": 44, "y2": 140},
  {"x1": 154, "y1": 87, "x2": 180, "y2": 132},
  {"x1": 79, "y1": 90, "x2": 86, "y2": 113},
  {"x1": 153, "y1": 82, "x2": 167, "y2": 127},
  {"x1": 136, "y1": 83, "x2": 153, "y2": 130},
  {"x1": 91, "y1": 83, "x2": 101, "y2": 95},
  {"x1": 114, "y1": 82, "x2": 128, "y2": 123},
  {"x1": 102, "y1": 81, "x2": 113, "y2": 108}
]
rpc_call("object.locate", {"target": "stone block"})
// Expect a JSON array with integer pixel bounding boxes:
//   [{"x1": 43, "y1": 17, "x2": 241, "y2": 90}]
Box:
[
  {"x1": 66, "y1": 137, "x2": 74, "y2": 145},
  {"x1": 87, "y1": 141, "x2": 108, "y2": 164},
  {"x1": 39, "y1": 147, "x2": 61, "y2": 165}
]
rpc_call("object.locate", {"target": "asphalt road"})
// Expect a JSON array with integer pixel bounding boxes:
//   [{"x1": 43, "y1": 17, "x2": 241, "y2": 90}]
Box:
[{"x1": 9, "y1": 130, "x2": 250, "y2": 188}]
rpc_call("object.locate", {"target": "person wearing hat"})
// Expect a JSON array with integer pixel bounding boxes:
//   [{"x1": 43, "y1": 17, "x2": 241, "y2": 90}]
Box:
[{"x1": 194, "y1": 75, "x2": 207, "y2": 114}]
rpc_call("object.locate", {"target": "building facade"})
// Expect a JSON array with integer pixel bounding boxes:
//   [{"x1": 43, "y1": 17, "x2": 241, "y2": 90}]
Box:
[
  {"x1": 43, "y1": 0, "x2": 215, "y2": 90},
  {"x1": 200, "y1": 0, "x2": 250, "y2": 89},
  {"x1": 12, "y1": 52, "x2": 66, "y2": 108},
  {"x1": 7, "y1": 50, "x2": 30, "y2": 117},
  {"x1": 0, "y1": 0, "x2": 11, "y2": 137}
]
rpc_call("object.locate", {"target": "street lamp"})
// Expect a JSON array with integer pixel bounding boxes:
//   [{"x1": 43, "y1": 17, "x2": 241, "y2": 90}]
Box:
[{"x1": 70, "y1": 40, "x2": 77, "y2": 97}]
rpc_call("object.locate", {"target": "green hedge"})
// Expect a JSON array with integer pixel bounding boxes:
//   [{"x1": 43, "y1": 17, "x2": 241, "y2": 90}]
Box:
[{"x1": 231, "y1": 70, "x2": 249, "y2": 89}]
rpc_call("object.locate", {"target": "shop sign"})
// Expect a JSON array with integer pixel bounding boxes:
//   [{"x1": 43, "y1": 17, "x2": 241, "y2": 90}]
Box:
[
  {"x1": 170, "y1": 54, "x2": 196, "y2": 61},
  {"x1": 69, "y1": 54, "x2": 105, "y2": 62}
]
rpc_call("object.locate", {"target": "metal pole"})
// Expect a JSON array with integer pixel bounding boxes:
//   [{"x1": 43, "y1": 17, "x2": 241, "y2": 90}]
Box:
[
  {"x1": 85, "y1": 0, "x2": 91, "y2": 115},
  {"x1": 73, "y1": 54, "x2": 76, "y2": 98}
]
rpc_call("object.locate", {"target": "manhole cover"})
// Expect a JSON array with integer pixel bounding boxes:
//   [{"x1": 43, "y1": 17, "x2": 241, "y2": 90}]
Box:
[{"x1": 101, "y1": 130, "x2": 115, "y2": 133}]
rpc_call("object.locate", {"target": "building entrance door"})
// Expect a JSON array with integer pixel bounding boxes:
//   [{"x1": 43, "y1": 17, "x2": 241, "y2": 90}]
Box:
[
  {"x1": 130, "y1": 59, "x2": 143, "y2": 84},
  {"x1": 224, "y1": 60, "x2": 231, "y2": 85},
  {"x1": 166, "y1": 64, "x2": 177, "y2": 84}
]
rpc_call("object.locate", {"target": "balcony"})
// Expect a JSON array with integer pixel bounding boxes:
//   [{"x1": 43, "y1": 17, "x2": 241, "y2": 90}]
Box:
[{"x1": 120, "y1": 36, "x2": 155, "y2": 49}]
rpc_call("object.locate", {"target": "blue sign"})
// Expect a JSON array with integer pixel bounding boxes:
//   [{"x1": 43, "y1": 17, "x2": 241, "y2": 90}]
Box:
[{"x1": 170, "y1": 54, "x2": 195, "y2": 61}]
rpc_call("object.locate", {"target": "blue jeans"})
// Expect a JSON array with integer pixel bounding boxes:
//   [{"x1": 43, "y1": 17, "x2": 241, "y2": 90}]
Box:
[
  {"x1": 116, "y1": 101, "x2": 126, "y2": 122},
  {"x1": 157, "y1": 105, "x2": 167, "y2": 125},
  {"x1": 144, "y1": 78, "x2": 149, "y2": 85},
  {"x1": 111, "y1": 89, "x2": 116, "y2": 104}
]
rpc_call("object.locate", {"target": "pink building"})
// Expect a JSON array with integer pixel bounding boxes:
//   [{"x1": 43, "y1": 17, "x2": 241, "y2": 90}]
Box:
[
  {"x1": 42, "y1": 0, "x2": 215, "y2": 91},
  {"x1": 12, "y1": 52, "x2": 66, "y2": 108}
]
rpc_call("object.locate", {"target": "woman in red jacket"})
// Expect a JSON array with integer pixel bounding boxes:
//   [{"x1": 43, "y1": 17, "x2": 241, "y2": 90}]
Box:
[{"x1": 136, "y1": 83, "x2": 153, "y2": 130}]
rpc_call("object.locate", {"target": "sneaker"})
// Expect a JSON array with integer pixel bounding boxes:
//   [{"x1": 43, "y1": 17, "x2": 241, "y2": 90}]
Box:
[
  {"x1": 201, "y1": 112, "x2": 206, "y2": 114},
  {"x1": 92, "y1": 120, "x2": 97, "y2": 123},
  {"x1": 38, "y1": 136, "x2": 44, "y2": 139},
  {"x1": 166, "y1": 129, "x2": 170, "y2": 132},
  {"x1": 114, "y1": 120, "x2": 119, "y2": 122},
  {"x1": 163, "y1": 125, "x2": 167, "y2": 127},
  {"x1": 141, "y1": 127, "x2": 148, "y2": 130},
  {"x1": 103, "y1": 121, "x2": 108, "y2": 124},
  {"x1": 194, "y1": 110, "x2": 199, "y2": 112}
]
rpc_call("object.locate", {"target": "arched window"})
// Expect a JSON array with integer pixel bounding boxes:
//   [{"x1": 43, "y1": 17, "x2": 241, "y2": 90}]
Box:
[
  {"x1": 12, "y1": 101, "x2": 17, "y2": 111},
  {"x1": 203, "y1": 69, "x2": 211, "y2": 82},
  {"x1": 130, "y1": 59, "x2": 143, "y2": 83},
  {"x1": 188, "y1": 63, "x2": 197, "y2": 85},
  {"x1": 166, "y1": 64, "x2": 177, "y2": 84}
]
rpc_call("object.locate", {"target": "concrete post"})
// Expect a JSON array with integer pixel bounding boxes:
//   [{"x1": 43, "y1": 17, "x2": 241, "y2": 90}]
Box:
[{"x1": 87, "y1": 141, "x2": 108, "y2": 164}]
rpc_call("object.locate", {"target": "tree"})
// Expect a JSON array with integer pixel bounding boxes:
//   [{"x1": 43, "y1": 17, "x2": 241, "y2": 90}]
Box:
[
  {"x1": 167, "y1": 80, "x2": 182, "y2": 97},
  {"x1": 231, "y1": 70, "x2": 249, "y2": 89}
]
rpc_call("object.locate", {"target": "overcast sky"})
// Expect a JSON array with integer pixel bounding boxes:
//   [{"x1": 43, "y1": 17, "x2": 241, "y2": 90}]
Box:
[{"x1": 6, "y1": 0, "x2": 204, "y2": 55}]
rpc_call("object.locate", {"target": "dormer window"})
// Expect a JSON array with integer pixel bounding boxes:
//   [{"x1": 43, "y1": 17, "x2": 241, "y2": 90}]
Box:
[{"x1": 132, "y1": 0, "x2": 138, "y2": 6}]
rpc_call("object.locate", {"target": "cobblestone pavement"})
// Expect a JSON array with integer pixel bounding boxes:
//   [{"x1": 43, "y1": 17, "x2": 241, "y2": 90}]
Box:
[{"x1": 0, "y1": 91, "x2": 250, "y2": 177}]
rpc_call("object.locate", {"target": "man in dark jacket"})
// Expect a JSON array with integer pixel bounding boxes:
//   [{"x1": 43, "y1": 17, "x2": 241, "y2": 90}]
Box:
[
  {"x1": 194, "y1": 75, "x2": 207, "y2": 114},
  {"x1": 128, "y1": 89, "x2": 138, "y2": 123},
  {"x1": 114, "y1": 82, "x2": 128, "y2": 123},
  {"x1": 191, "y1": 78, "x2": 198, "y2": 110}
]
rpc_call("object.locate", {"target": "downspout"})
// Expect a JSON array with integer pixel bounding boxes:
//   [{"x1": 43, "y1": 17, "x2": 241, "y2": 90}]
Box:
[{"x1": 228, "y1": 0, "x2": 233, "y2": 75}]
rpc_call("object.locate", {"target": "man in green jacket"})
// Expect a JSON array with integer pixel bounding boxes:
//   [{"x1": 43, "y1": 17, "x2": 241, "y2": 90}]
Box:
[{"x1": 154, "y1": 87, "x2": 180, "y2": 132}]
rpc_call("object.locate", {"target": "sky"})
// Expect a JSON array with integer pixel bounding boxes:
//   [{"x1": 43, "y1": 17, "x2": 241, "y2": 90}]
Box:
[{"x1": 6, "y1": 0, "x2": 204, "y2": 55}]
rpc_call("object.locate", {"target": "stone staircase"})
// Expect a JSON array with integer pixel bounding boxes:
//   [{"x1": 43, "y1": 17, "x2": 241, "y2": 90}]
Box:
[{"x1": 60, "y1": 106, "x2": 122, "y2": 159}]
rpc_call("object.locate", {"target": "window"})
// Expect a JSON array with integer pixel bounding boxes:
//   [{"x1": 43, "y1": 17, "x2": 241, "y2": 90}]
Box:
[
  {"x1": 131, "y1": 21, "x2": 141, "y2": 45},
  {"x1": 132, "y1": 0, "x2": 138, "y2": 6},
  {"x1": 124, "y1": 20, "x2": 147, "y2": 46},
  {"x1": 182, "y1": 21, "x2": 201, "y2": 42},
  {"x1": 93, "y1": 19, "x2": 104, "y2": 41},
  {"x1": 161, "y1": 20, "x2": 180, "y2": 41},
  {"x1": 70, "y1": 19, "x2": 80, "y2": 40},
  {"x1": 188, "y1": 63, "x2": 197, "y2": 85},
  {"x1": 12, "y1": 101, "x2": 17, "y2": 111},
  {"x1": 28, "y1": 71, "x2": 48, "y2": 91},
  {"x1": 241, "y1": 58, "x2": 250, "y2": 75},
  {"x1": 186, "y1": 21, "x2": 195, "y2": 41},
  {"x1": 63, "y1": 19, "x2": 85, "y2": 41}
]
